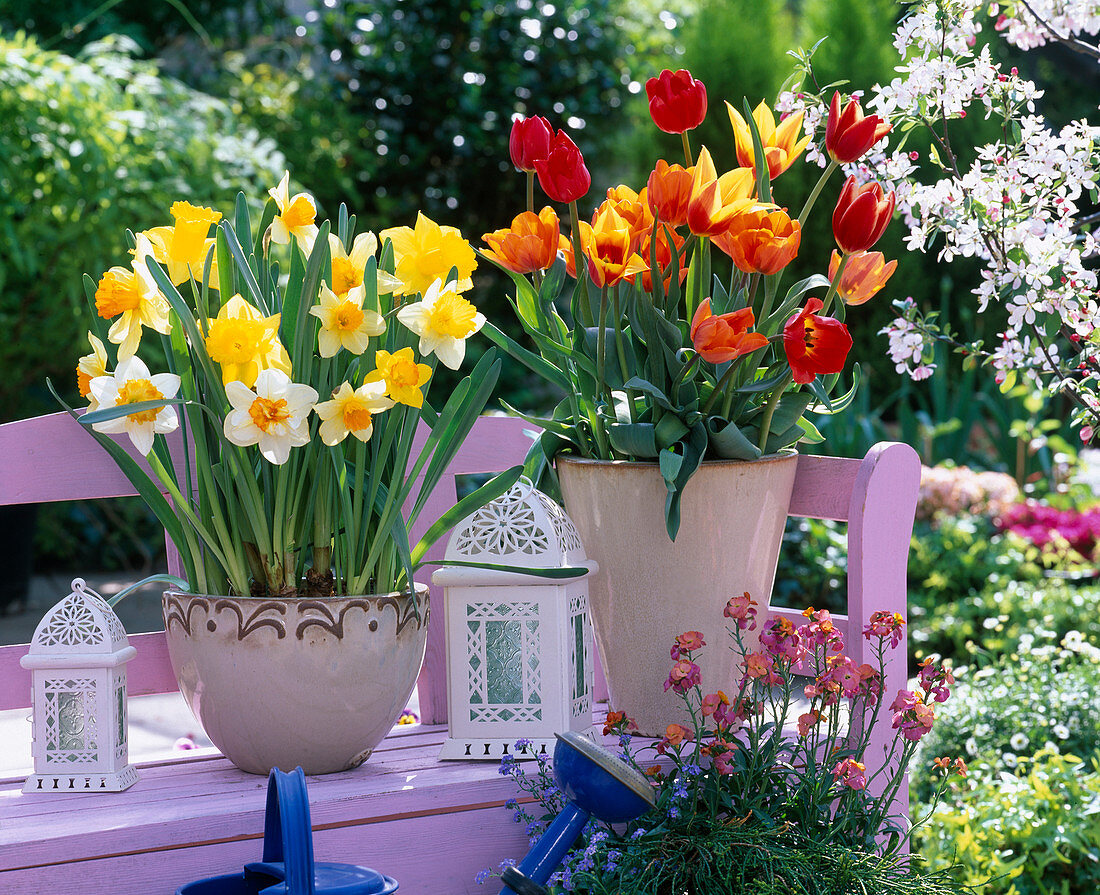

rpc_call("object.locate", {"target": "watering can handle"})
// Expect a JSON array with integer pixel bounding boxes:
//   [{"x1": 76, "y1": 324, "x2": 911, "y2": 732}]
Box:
[{"x1": 262, "y1": 767, "x2": 317, "y2": 895}]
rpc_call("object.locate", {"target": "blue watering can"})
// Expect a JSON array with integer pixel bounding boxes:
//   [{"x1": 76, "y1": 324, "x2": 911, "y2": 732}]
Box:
[
  {"x1": 498, "y1": 731, "x2": 656, "y2": 895},
  {"x1": 176, "y1": 767, "x2": 398, "y2": 895}
]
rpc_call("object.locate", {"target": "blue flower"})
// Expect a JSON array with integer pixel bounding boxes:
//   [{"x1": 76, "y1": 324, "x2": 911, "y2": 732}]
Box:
[
  {"x1": 619, "y1": 733, "x2": 633, "y2": 748},
  {"x1": 474, "y1": 868, "x2": 491, "y2": 885},
  {"x1": 499, "y1": 858, "x2": 517, "y2": 870},
  {"x1": 630, "y1": 827, "x2": 647, "y2": 840},
  {"x1": 505, "y1": 798, "x2": 518, "y2": 809},
  {"x1": 515, "y1": 737, "x2": 534, "y2": 751},
  {"x1": 683, "y1": 762, "x2": 701, "y2": 777}
]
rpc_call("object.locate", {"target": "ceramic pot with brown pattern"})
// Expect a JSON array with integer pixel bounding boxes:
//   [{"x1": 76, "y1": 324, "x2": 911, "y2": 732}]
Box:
[{"x1": 161, "y1": 585, "x2": 428, "y2": 775}]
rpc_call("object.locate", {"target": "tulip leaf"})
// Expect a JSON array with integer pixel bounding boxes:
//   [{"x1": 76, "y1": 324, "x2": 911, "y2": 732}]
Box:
[
  {"x1": 499, "y1": 399, "x2": 576, "y2": 437},
  {"x1": 608, "y1": 422, "x2": 659, "y2": 458},
  {"x1": 622, "y1": 376, "x2": 677, "y2": 412},
  {"x1": 734, "y1": 369, "x2": 791, "y2": 395},
  {"x1": 654, "y1": 413, "x2": 690, "y2": 450},
  {"x1": 662, "y1": 422, "x2": 709, "y2": 540},
  {"x1": 539, "y1": 257, "x2": 567, "y2": 305},
  {"x1": 796, "y1": 415, "x2": 826, "y2": 444},
  {"x1": 744, "y1": 98, "x2": 773, "y2": 205},
  {"x1": 770, "y1": 392, "x2": 815, "y2": 433},
  {"x1": 706, "y1": 417, "x2": 763, "y2": 460},
  {"x1": 764, "y1": 423, "x2": 805, "y2": 455},
  {"x1": 809, "y1": 364, "x2": 861, "y2": 415},
  {"x1": 481, "y1": 321, "x2": 572, "y2": 392}
]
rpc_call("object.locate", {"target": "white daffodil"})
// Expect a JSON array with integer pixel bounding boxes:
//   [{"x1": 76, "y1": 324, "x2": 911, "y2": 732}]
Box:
[
  {"x1": 76, "y1": 332, "x2": 109, "y2": 403},
  {"x1": 268, "y1": 171, "x2": 319, "y2": 255},
  {"x1": 328, "y1": 232, "x2": 402, "y2": 298},
  {"x1": 223, "y1": 369, "x2": 318, "y2": 465},
  {"x1": 395, "y1": 278, "x2": 486, "y2": 370},
  {"x1": 94, "y1": 233, "x2": 172, "y2": 361},
  {"x1": 89, "y1": 356, "x2": 181, "y2": 456},
  {"x1": 309, "y1": 283, "x2": 386, "y2": 358},
  {"x1": 314, "y1": 380, "x2": 393, "y2": 446}
]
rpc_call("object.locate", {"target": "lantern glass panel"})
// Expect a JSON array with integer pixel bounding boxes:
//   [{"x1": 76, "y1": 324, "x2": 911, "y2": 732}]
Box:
[
  {"x1": 485, "y1": 620, "x2": 523, "y2": 704},
  {"x1": 573, "y1": 612, "x2": 585, "y2": 701},
  {"x1": 45, "y1": 679, "x2": 98, "y2": 762}
]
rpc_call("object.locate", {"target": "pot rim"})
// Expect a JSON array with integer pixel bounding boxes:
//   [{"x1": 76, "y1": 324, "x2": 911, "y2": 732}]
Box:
[
  {"x1": 555, "y1": 449, "x2": 798, "y2": 470},
  {"x1": 162, "y1": 581, "x2": 429, "y2": 602}
]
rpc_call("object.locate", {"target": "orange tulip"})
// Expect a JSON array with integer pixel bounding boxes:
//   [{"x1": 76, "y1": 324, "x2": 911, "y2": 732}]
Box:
[
  {"x1": 598, "y1": 184, "x2": 654, "y2": 245},
  {"x1": 828, "y1": 250, "x2": 897, "y2": 306},
  {"x1": 647, "y1": 160, "x2": 694, "y2": 227},
  {"x1": 482, "y1": 207, "x2": 569, "y2": 274},
  {"x1": 575, "y1": 205, "x2": 648, "y2": 288},
  {"x1": 690, "y1": 298, "x2": 769, "y2": 364},
  {"x1": 714, "y1": 207, "x2": 801, "y2": 275},
  {"x1": 727, "y1": 100, "x2": 810, "y2": 179},
  {"x1": 686, "y1": 147, "x2": 757, "y2": 238}
]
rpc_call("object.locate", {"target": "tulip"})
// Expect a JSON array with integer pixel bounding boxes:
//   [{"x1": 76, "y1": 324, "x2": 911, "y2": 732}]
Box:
[
  {"x1": 690, "y1": 298, "x2": 769, "y2": 364},
  {"x1": 647, "y1": 160, "x2": 694, "y2": 227},
  {"x1": 574, "y1": 205, "x2": 647, "y2": 288},
  {"x1": 508, "y1": 116, "x2": 553, "y2": 173},
  {"x1": 482, "y1": 207, "x2": 569, "y2": 274},
  {"x1": 825, "y1": 92, "x2": 892, "y2": 163},
  {"x1": 832, "y1": 176, "x2": 896, "y2": 254},
  {"x1": 629, "y1": 226, "x2": 687, "y2": 293},
  {"x1": 645, "y1": 69, "x2": 708, "y2": 134},
  {"x1": 783, "y1": 297, "x2": 853, "y2": 384},
  {"x1": 686, "y1": 147, "x2": 756, "y2": 238},
  {"x1": 599, "y1": 184, "x2": 653, "y2": 244},
  {"x1": 714, "y1": 206, "x2": 801, "y2": 275},
  {"x1": 535, "y1": 130, "x2": 591, "y2": 204},
  {"x1": 727, "y1": 100, "x2": 810, "y2": 179},
  {"x1": 828, "y1": 250, "x2": 897, "y2": 306}
]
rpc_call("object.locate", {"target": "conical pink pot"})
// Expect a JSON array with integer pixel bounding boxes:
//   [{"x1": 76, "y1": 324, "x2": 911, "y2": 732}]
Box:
[{"x1": 557, "y1": 454, "x2": 798, "y2": 735}]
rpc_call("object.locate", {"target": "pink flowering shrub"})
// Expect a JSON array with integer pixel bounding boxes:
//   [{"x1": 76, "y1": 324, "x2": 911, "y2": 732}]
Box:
[
  {"x1": 917, "y1": 464, "x2": 1021, "y2": 522},
  {"x1": 995, "y1": 500, "x2": 1100, "y2": 562}
]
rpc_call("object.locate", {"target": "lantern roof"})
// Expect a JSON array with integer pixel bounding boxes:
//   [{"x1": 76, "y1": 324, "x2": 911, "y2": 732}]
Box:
[
  {"x1": 443, "y1": 478, "x2": 589, "y2": 570},
  {"x1": 23, "y1": 579, "x2": 133, "y2": 665}
]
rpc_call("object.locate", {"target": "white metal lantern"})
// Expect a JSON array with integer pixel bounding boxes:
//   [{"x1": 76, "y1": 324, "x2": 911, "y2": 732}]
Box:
[
  {"x1": 434, "y1": 478, "x2": 598, "y2": 760},
  {"x1": 20, "y1": 578, "x2": 138, "y2": 793}
]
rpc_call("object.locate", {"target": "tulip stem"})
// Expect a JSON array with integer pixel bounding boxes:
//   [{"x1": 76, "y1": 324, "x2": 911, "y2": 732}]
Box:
[
  {"x1": 596, "y1": 283, "x2": 610, "y2": 401},
  {"x1": 822, "y1": 253, "x2": 849, "y2": 316},
  {"x1": 757, "y1": 371, "x2": 793, "y2": 452},
  {"x1": 569, "y1": 199, "x2": 594, "y2": 328},
  {"x1": 798, "y1": 159, "x2": 839, "y2": 226},
  {"x1": 526, "y1": 171, "x2": 535, "y2": 216},
  {"x1": 701, "y1": 361, "x2": 741, "y2": 417},
  {"x1": 681, "y1": 132, "x2": 694, "y2": 167},
  {"x1": 612, "y1": 286, "x2": 636, "y2": 422}
]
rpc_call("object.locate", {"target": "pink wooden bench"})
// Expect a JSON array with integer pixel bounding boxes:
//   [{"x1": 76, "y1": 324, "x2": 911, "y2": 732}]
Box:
[{"x1": 0, "y1": 410, "x2": 920, "y2": 892}]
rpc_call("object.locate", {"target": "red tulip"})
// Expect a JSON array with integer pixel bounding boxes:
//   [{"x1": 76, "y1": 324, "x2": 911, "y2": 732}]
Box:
[
  {"x1": 535, "y1": 130, "x2": 591, "y2": 204},
  {"x1": 645, "y1": 69, "x2": 708, "y2": 135},
  {"x1": 783, "y1": 297, "x2": 853, "y2": 384},
  {"x1": 832, "y1": 176, "x2": 895, "y2": 255},
  {"x1": 825, "y1": 92, "x2": 892, "y2": 163},
  {"x1": 509, "y1": 116, "x2": 553, "y2": 173}
]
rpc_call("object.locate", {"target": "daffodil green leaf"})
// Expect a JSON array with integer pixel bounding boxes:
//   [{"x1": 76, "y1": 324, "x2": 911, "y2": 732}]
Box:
[
  {"x1": 219, "y1": 218, "x2": 268, "y2": 315},
  {"x1": 481, "y1": 322, "x2": 572, "y2": 392},
  {"x1": 78, "y1": 397, "x2": 188, "y2": 426},
  {"x1": 108, "y1": 573, "x2": 190, "y2": 607}
]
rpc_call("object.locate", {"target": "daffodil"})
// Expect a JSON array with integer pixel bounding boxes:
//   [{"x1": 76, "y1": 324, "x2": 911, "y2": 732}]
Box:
[
  {"x1": 364, "y1": 347, "x2": 433, "y2": 408},
  {"x1": 94, "y1": 233, "x2": 171, "y2": 361},
  {"x1": 309, "y1": 283, "x2": 386, "y2": 358},
  {"x1": 314, "y1": 380, "x2": 393, "y2": 446},
  {"x1": 328, "y1": 233, "x2": 402, "y2": 298},
  {"x1": 268, "y1": 171, "x2": 319, "y2": 254},
  {"x1": 395, "y1": 279, "x2": 486, "y2": 370},
  {"x1": 205, "y1": 294, "x2": 292, "y2": 387},
  {"x1": 76, "y1": 332, "x2": 109, "y2": 400},
  {"x1": 88, "y1": 356, "x2": 181, "y2": 456},
  {"x1": 223, "y1": 369, "x2": 318, "y2": 465},
  {"x1": 380, "y1": 212, "x2": 477, "y2": 297},
  {"x1": 136, "y1": 201, "x2": 222, "y2": 286}
]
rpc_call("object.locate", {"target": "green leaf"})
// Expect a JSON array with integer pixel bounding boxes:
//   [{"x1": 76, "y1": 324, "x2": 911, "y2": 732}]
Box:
[
  {"x1": 608, "y1": 422, "x2": 658, "y2": 458},
  {"x1": 795, "y1": 415, "x2": 825, "y2": 444},
  {"x1": 654, "y1": 413, "x2": 689, "y2": 450},
  {"x1": 706, "y1": 417, "x2": 763, "y2": 460},
  {"x1": 481, "y1": 321, "x2": 572, "y2": 392},
  {"x1": 108, "y1": 573, "x2": 190, "y2": 606},
  {"x1": 79, "y1": 397, "x2": 187, "y2": 425},
  {"x1": 432, "y1": 559, "x2": 590, "y2": 579},
  {"x1": 218, "y1": 219, "x2": 268, "y2": 315},
  {"x1": 252, "y1": 199, "x2": 278, "y2": 265},
  {"x1": 744, "y1": 98, "x2": 773, "y2": 205}
]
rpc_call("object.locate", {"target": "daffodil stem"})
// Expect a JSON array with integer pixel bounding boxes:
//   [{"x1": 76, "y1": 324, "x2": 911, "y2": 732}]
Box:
[
  {"x1": 798, "y1": 159, "x2": 839, "y2": 226},
  {"x1": 757, "y1": 371, "x2": 793, "y2": 453},
  {"x1": 681, "y1": 131, "x2": 694, "y2": 167}
]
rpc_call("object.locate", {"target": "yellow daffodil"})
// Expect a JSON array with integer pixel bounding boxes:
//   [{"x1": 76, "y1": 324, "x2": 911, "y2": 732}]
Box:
[
  {"x1": 328, "y1": 233, "x2": 402, "y2": 298},
  {"x1": 380, "y1": 212, "x2": 477, "y2": 297},
  {"x1": 395, "y1": 279, "x2": 486, "y2": 370},
  {"x1": 309, "y1": 283, "x2": 386, "y2": 358},
  {"x1": 76, "y1": 332, "x2": 109, "y2": 400},
  {"x1": 88, "y1": 356, "x2": 181, "y2": 456},
  {"x1": 141, "y1": 230, "x2": 219, "y2": 288},
  {"x1": 726, "y1": 100, "x2": 810, "y2": 179},
  {"x1": 222, "y1": 369, "x2": 318, "y2": 465},
  {"x1": 314, "y1": 380, "x2": 393, "y2": 446},
  {"x1": 205, "y1": 294, "x2": 292, "y2": 387},
  {"x1": 268, "y1": 171, "x2": 319, "y2": 255},
  {"x1": 136, "y1": 201, "x2": 221, "y2": 286},
  {"x1": 364, "y1": 347, "x2": 433, "y2": 408},
  {"x1": 94, "y1": 233, "x2": 171, "y2": 361}
]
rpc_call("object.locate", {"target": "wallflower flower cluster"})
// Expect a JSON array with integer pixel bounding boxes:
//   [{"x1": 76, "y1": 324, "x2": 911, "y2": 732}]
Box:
[
  {"x1": 916, "y1": 464, "x2": 1021, "y2": 521},
  {"x1": 777, "y1": 0, "x2": 1100, "y2": 442}
]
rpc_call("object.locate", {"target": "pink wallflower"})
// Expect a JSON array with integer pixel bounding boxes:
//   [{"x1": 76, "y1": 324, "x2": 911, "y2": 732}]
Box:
[
  {"x1": 671, "y1": 631, "x2": 706, "y2": 660},
  {"x1": 917, "y1": 658, "x2": 954, "y2": 703},
  {"x1": 724, "y1": 592, "x2": 758, "y2": 630},
  {"x1": 701, "y1": 690, "x2": 730, "y2": 718},
  {"x1": 664, "y1": 658, "x2": 702, "y2": 694},
  {"x1": 819, "y1": 655, "x2": 866, "y2": 698},
  {"x1": 744, "y1": 652, "x2": 783, "y2": 686},
  {"x1": 760, "y1": 617, "x2": 805, "y2": 662},
  {"x1": 891, "y1": 689, "x2": 935, "y2": 741},
  {"x1": 863, "y1": 610, "x2": 906, "y2": 648},
  {"x1": 710, "y1": 740, "x2": 736, "y2": 774},
  {"x1": 832, "y1": 757, "x2": 868, "y2": 790},
  {"x1": 801, "y1": 607, "x2": 845, "y2": 652},
  {"x1": 797, "y1": 709, "x2": 824, "y2": 737}
]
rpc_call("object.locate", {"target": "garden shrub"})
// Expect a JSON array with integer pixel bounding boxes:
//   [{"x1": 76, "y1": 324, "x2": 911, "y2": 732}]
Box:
[
  {"x1": 0, "y1": 31, "x2": 284, "y2": 422},
  {"x1": 916, "y1": 747, "x2": 1100, "y2": 895}
]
